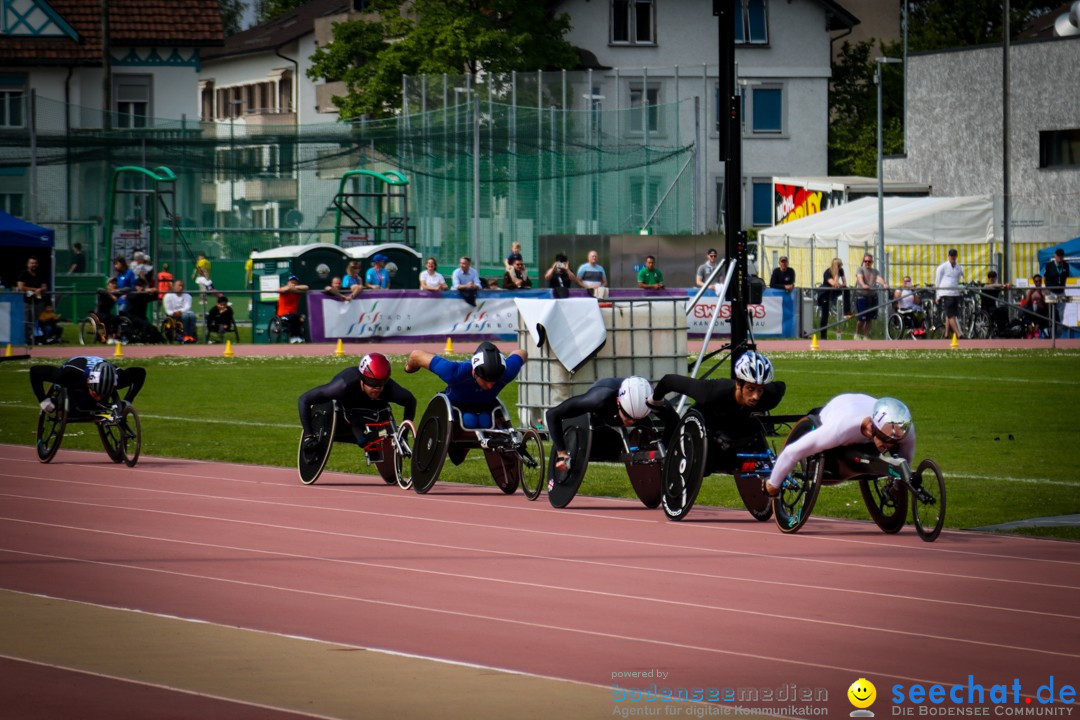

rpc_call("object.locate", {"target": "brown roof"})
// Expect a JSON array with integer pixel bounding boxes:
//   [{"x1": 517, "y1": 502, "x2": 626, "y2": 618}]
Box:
[
  {"x1": 0, "y1": 0, "x2": 223, "y2": 66},
  {"x1": 202, "y1": 0, "x2": 351, "y2": 61}
]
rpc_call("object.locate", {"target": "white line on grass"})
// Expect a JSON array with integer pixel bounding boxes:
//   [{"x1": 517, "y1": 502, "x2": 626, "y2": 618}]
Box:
[{"x1": 791, "y1": 368, "x2": 1078, "y2": 386}]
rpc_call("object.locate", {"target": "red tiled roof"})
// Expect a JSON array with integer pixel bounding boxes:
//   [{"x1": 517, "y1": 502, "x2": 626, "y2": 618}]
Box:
[{"x1": 0, "y1": 0, "x2": 224, "y2": 66}]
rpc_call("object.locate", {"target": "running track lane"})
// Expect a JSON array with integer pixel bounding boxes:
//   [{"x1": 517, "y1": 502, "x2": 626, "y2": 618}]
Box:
[{"x1": 1, "y1": 444, "x2": 1078, "y2": 719}]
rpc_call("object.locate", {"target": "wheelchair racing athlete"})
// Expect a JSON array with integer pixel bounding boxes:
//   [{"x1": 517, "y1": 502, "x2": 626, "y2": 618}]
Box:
[
  {"x1": 299, "y1": 353, "x2": 417, "y2": 461},
  {"x1": 547, "y1": 376, "x2": 677, "y2": 473},
  {"x1": 651, "y1": 351, "x2": 785, "y2": 473},
  {"x1": 404, "y1": 341, "x2": 527, "y2": 429},
  {"x1": 764, "y1": 395, "x2": 915, "y2": 497},
  {"x1": 30, "y1": 356, "x2": 146, "y2": 415}
]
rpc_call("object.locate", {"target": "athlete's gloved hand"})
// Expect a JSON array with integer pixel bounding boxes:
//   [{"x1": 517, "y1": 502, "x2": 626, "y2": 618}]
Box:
[
  {"x1": 301, "y1": 434, "x2": 320, "y2": 452},
  {"x1": 40, "y1": 399, "x2": 56, "y2": 414},
  {"x1": 646, "y1": 396, "x2": 664, "y2": 409}
]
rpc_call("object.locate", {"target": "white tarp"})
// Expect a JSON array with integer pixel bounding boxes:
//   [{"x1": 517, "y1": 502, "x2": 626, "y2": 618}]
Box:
[
  {"x1": 514, "y1": 298, "x2": 607, "y2": 373},
  {"x1": 760, "y1": 195, "x2": 995, "y2": 249}
]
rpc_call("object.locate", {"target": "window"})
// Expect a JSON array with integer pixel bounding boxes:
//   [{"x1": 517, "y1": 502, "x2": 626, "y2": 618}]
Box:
[
  {"x1": 0, "y1": 75, "x2": 26, "y2": 128},
  {"x1": 630, "y1": 176, "x2": 661, "y2": 228},
  {"x1": 114, "y1": 75, "x2": 151, "y2": 128},
  {"x1": 629, "y1": 84, "x2": 660, "y2": 134},
  {"x1": 751, "y1": 86, "x2": 782, "y2": 133},
  {"x1": 715, "y1": 178, "x2": 726, "y2": 233},
  {"x1": 611, "y1": 0, "x2": 654, "y2": 45},
  {"x1": 752, "y1": 179, "x2": 772, "y2": 226},
  {"x1": 0, "y1": 193, "x2": 24, "y2": 217},
  {"x1": 1040, "y1": 129, "x2": 1080, "y2": 169},
  {"x1": 734, "y1": 0, "x2": 768, "y2": 45}
]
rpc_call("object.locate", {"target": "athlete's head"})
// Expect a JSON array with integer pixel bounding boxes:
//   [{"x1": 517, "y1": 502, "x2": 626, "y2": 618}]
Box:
[
  {"x1": 733, "y1": 350, "x2": 774, "y2": 408},
  {"x1": 867, "y1": 397, "x2": 912, "y2": 452},
  {"x1": 471, "y1": 342, "x2": 506, "y2": 390},
  {"x1": 87, "y1": 361, "x2": 118, "y2": 401},
  {"x1": 358, "y1": 353, "x2": 391, "y2": 398},
  {"x1": 616, "y1": 376, "x2": 653, "y2": 425}
]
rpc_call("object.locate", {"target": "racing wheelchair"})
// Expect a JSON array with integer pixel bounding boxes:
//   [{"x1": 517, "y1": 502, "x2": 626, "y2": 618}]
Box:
[
  {"x1": 297, "y1": 400, "x2": 415, "y2": 488},
  {"x1": 660, "y1": 411, "x2": 802, "y2": 522},
  {"x1": 36, "y1": 386, "x2": 142, "y2": 466},
  {"x1": 750, "y1": 415, "x2": 946, "y2": 542},
  {"x1": 546, "y1": 413, "x2": 669, "y2": 509},
  {"x1": 410, "y1": 393, "x2": 545, "y2": 499}
]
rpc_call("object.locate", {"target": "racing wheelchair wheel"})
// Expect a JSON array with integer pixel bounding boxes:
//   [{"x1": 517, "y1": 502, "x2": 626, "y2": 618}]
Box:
[
  {"x1": 772, "y1": 416, "x2": 823, "y2": 534},
  {"x1": 517, "y1": 429, "x2": 546, "y2": 501},
  {"x1": 547, "y1": 414, "x2": 592, "y2": 509},
  {"x1": 911, "y1": 458, "x2": 946, "y2": 542},
  {"x1": 662, "y1": 410, "x2": 708, "y2": 521},
  {"x1": 412, "y1": 395, "x2": 453, "y2": 494},
  {"x1": 36, "y1": 388, "x2": 67, "y2": 463},
  {"x1": 859, "y1": 474, "x2": 909, "y2": 534},
  {"x1": 297, "y1": 401, "x2": 336, "y2": 485},
  {"x1": 98, "y1": 402, "x2": 141, "y2": 466},
  {"x1": 394, "y1": 420, "x2": 416, "y2": 490}
]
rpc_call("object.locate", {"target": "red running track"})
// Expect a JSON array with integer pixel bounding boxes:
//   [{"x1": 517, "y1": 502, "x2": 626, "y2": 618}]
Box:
[{"x1": 1, "y1": 444, "x2": 1078, "y2": 718}]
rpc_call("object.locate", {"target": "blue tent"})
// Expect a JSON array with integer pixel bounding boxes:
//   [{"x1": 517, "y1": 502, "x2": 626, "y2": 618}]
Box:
[
  {"x1": 0, "y1": 210, "x2": 55, "y2": 248},
  {"x1": 1037, "y1": 236, "x2": 1080, "y2": 278}
]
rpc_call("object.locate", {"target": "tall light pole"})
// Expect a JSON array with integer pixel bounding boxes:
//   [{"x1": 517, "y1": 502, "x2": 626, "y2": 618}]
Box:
[{"x1": 876, "y1": 56, "x2": 902, "y2": 280}]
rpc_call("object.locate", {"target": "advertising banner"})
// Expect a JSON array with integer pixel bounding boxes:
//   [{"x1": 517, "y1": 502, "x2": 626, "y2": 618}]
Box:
[{"x1": 685, "y1": 289, "x2": 795, "y2": 337}]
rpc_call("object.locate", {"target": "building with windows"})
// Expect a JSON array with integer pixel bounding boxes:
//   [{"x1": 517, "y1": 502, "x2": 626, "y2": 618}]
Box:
[{"x1": 553, "y1": 0, "x2": 859, "y2": 233}]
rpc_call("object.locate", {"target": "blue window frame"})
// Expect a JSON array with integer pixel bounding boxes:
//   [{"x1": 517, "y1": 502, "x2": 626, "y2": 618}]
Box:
[
  {"x1": 734, "y1": 0, "x2": 768, "y2": 45},
  {"x1": 752, "y1": 180, "x2": 772, "y2": 226},
  {"x1": 752, "y1": 87, "x2": 781, "y2": 133}
]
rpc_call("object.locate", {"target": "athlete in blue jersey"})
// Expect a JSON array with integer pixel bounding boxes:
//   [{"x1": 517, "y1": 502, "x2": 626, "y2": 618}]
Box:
[{"x1": 405, "y1": 341, "x2": 527, "y2": 428}]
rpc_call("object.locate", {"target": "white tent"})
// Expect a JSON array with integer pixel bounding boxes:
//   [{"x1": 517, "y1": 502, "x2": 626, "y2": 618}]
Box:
[{"x1": 760, "y1": 195, "x2": 995, "y2": 248}]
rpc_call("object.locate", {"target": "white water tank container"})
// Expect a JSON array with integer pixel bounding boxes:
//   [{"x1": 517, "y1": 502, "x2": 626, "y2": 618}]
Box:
[{"x1": 516, "y1": 299, "x2": 687, "y2": 430}]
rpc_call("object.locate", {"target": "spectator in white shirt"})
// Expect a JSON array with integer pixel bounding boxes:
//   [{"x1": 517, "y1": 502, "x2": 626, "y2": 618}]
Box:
[
  {"x1": 162, "y1": 279, "x2": 198, "y2": 342},
  {"x1": 419, "y1": 257, "x2": 448, "y2": 292},
  {"x1": 934, "y1": 248, "x2": 965, "y2": 340}
]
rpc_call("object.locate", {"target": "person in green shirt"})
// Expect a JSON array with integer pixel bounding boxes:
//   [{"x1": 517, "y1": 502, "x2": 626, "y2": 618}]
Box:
[{"x1": 637, "y1": 255, "x2": 665, "y2": 289}]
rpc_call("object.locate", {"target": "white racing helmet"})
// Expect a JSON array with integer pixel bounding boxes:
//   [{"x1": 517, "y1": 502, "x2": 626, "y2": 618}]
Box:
[
  {"x1": 871, "y1": 397, "x2": 912, "y2": 441},
  {"x1": 617, "y1": 376, "x2": 653, "y2": 420},
  {"x1": 733, "y1": 350, "x2": 774, "y2": 385}
]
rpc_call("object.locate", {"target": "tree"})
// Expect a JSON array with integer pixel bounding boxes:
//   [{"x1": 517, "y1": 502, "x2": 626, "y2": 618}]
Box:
[
  {"x1": 905, "y1": 0, "x2": 1058, "y2": 51},
  {"x1": 219, "y1": 0, "x2": 248, "y2": 37},
  {"x1": 255, "y1": 0, "x2": 305, "y2": 24},
  {"x1": 307, "y1": 0, "x2": 579, "y2": 119},
  {"x1": 828, "y1": 39, "x2": 904, "y2": 177}
]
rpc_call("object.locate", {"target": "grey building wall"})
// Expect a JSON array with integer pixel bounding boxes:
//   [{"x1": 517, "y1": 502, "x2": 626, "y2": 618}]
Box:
[{"x1": 885, "y1": 36, "x2": 1080, "y2": 221}]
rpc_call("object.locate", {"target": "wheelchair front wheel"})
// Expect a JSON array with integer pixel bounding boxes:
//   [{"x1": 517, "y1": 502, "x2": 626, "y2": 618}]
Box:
[
  {"x1": 394, "y1": 420, "x2": 416, "y2": 490},
  {"x1": 99, "y1": 415, "x2": 124, "y2": 464},
  {"x1": 911, "y1": 458, "x2": 946, "y2": 542},
  {"x1": 517, "y1": 429, "x2": 545, "y2": 501},
  {"x1": 298, "y1": 401, "x2": 337, "y2": 485},
  {"x1": 772, "y1": 417, "x2": 823, "y2": 533},
  {"x1": 661, "y1": 411, "x2": 707, "y2": 521},
  {"x1": 860, "y1": 476, "x2": 909, "y2": 534},
  {"x1": 36, "y1": 391, "x2": 67, "y2": 463}
]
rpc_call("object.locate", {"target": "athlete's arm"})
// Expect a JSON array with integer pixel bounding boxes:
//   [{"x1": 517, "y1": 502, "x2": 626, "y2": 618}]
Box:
[
  {"x1": 384, "y1": 381, "x2": 417, "y2": 422},
  {"x1": 545, "y1": 387, "x2": 610, "y2": 454},
  {"x1": 297, "y1": 375, "x2": 350, "y2": 434}
]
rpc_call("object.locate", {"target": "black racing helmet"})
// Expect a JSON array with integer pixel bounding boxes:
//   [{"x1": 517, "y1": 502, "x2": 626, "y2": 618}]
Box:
[
  {"x1": 88, "y1": 361, "x2": 118, "y2": 398},
  {"x1": 470, "y1": 342, "x2": 506, "y2": 383}
]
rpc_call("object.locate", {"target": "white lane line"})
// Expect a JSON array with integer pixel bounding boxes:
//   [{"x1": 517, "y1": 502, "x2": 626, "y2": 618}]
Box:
[{"x1": 0, "y1": 546, "x2": 1060, "y2": 701}]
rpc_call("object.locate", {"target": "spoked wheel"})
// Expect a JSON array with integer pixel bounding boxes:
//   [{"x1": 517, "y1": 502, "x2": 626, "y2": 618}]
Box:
[
  {"x1": 911, "y1": 458, "x2": 946, "y2": 542},
  {"x1": 859, "y1": 475, "x2": 910, "y2": 534},
  {"x1": 394, "y1": 420, "x2": 416, "y2": 490},
  {"x1": 115, "y1": 404, "x2": 142, "y2": 467},
  {"x1": 773, "y1": 417, "x2": 823, "y2": 533},
  {"x1": 971, "y1": 310, "x2": 991, "y2": 340},
  {"x1": 517, "y1": 428, "x2": 545, "y2": 501},
  {"x1": 80, "y1": 316, "x2": 106, "y2": 346},
  {"x1": 297, "y1": 401, "x2": 336, "y2": 485},
  {"x1": 36, "y1": 390, "x2": 67, "y2": 463},
  {"x1": 661, "y1": 411, "x2": 707, "y2": 521},
  {"x1": 886, "y1": 313, "x2": 907, "y2": 341},
  {"x1": 267, "y1": 317, "x2": 285, "y2": 344},
  {"x1": 98, "y1": 409, "x2": 125, "y2": 464}
]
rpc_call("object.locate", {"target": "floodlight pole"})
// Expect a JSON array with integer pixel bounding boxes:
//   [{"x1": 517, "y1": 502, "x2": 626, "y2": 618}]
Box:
[{"x1": 876, "y1": 57, "x2": 902, "y2": 281}]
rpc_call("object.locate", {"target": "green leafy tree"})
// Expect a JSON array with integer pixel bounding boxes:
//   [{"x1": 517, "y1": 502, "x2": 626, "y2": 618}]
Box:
[
  {"x1": 219, "y1": 0, "x2": 248, "y2": 36},
  {"x1": 828, "y1": 39, "x2": 904, "y2": 176},
  {"x1": 255, "y1": 0, "x2": 305, "y2": 23},
  {"x1": 905, "y1": 0, "x2": 1058, "y2": 50},
  {"x1": 307, "y1": 0, "x2": 579, "y2": 119}
]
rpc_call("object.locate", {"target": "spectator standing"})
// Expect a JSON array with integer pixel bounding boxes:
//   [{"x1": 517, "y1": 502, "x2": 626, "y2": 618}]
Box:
[
  {"x1": 934, "y1": 248, "x2": 965, "y2": 340},
  {"x1": 130, "y1": 251, "x2": 153, "y2": 286},
  {"x1": 1022, "y1": 275, "x2": 1050, "y2": 338},
  {"x1": 576, "y1": 250, "x2": 608, "y2": 293},
  {"x1": 769, "y1": 255, "x2": 795, "y2": 292},
  {"x1": 67, "y1": 243, "x2": 86, "y2": 274},
  {"x1": 1043, "y1": 248, "x2": 1070, "y2": 333},
  {"x1": 502, "y1": 257, "x2": 532, "y2": 289},
  {"x1": 112, "y1": 256, "x2": 135, "y2": 313},
  {"x1": 276, "y1": 275, "x2": 310, "y2": 343},
  {"x1": 545, "y1": 253, "x2": 579, "y2": 298},
  {"x1": 365, "y1": 254, "x2": 390, "y2": 289},
  {"x1": 637, "y1": 255, "x2": 664, "y2": 290},
  {"x1": 854, "y1": 253, "x2": 888, "y2": 340},
  {"x1": 245, "y1": 248, "x2": 259, "y2": 287},
  {"x1": 419, "y1": 257, "x2": 448, "y2": 292},
  {"x1": 17, "y1": 256, "x2": 48, "y2": 300},
  {"x1": 156, "y1": 263, "x2": 174, "y2": 300},
  {"x1": 193, "y1": 252, "x2": 214, "y2": 295},
  {"x1": 342, "y1": 260, "x2": 364, "y2": 299},
  {"x1": 817, "y1": 258, "x2": 849, "y2": 333},
  {"x1": 163, "y1": 279, "x2": 198, "y2": 343},
  {"x1": 980, "y1": 270, "x2": 1010, "y2": 336},
  {"x1": 451, "y1": 256, "x2": 482, "y2": 306},
  {"x1": 695, "y1": 249, "x2": 720, "y2": 288}
]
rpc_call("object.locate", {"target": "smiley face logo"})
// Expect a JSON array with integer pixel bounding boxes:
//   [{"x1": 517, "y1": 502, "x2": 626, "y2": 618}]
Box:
[{"x1": 848, "y1": 678, "x2": 877, "y2": 709}]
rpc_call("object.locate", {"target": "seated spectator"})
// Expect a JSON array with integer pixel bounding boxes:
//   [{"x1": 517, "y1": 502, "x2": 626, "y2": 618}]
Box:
[
  {"x1": 637, "y1": 255, "x2": 664, "y2": 290},
  {"x1": 504, "y1": 241, "x2": 524, "y2": 274},
  {"x1": 365, "y1": 254, "x2": 390, "y2": 289},
  {"x1": 576, "y1": 250, "x2": 608, "y2": 294},
  {"x1": 123, "y1": 277, "x2": 164, "y2": 343},
  {"x1": 95, "y1": 278, "x2": 121, "y2": 341},
  {"x1": 324, "y1": 276, "x2": 349, "y2": 301},
  {"x1": 695, "y1": 249, "x2": 719, "y2": 288},
  {"x1": 769, "y1": 256, "x2": 795, "y2": 291},
  {"x1": 163, "y1": 279, "x2": 199, "y2": 343},
  {"x1": 342, "y1": 260, "x2": 364, "y2": 299},
  {"x1": 37, "y1": 303, "x2": 64, "y2": 344},
  {"x1": 892, "y1": 276, "x2": 926, "y2": 336},
  {"x1": 419, "y1": 257, "x2": 448, "y2": 292},
  {"x1": 452, "y1": 256, "x2": 482, "y2": 306},
  {"x1": 502, "y1": 257, "x2": 532, "y2": 290},
  {"x1": 206, "y1": 295, "x2": 236, "y2": 341},
  {"x1": 1022, "y1": 274, "x2": 1050, "y2": 338},
  {"x1": 545, "y1": 252, "x2": 579, "y2": 298},
  {"x1": 277, "y1": 275, "x2": 310, "y2": 343}
]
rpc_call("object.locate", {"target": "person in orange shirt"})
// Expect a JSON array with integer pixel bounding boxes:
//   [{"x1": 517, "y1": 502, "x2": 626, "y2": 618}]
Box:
[{"x1": 277, "y1": 275, "x2": 309, "y2": 343}]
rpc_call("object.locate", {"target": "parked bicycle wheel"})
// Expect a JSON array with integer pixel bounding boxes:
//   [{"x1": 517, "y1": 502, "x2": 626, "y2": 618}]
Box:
[{"x1": 911, "y1": 458, "x2": 946, "y2": 542}]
